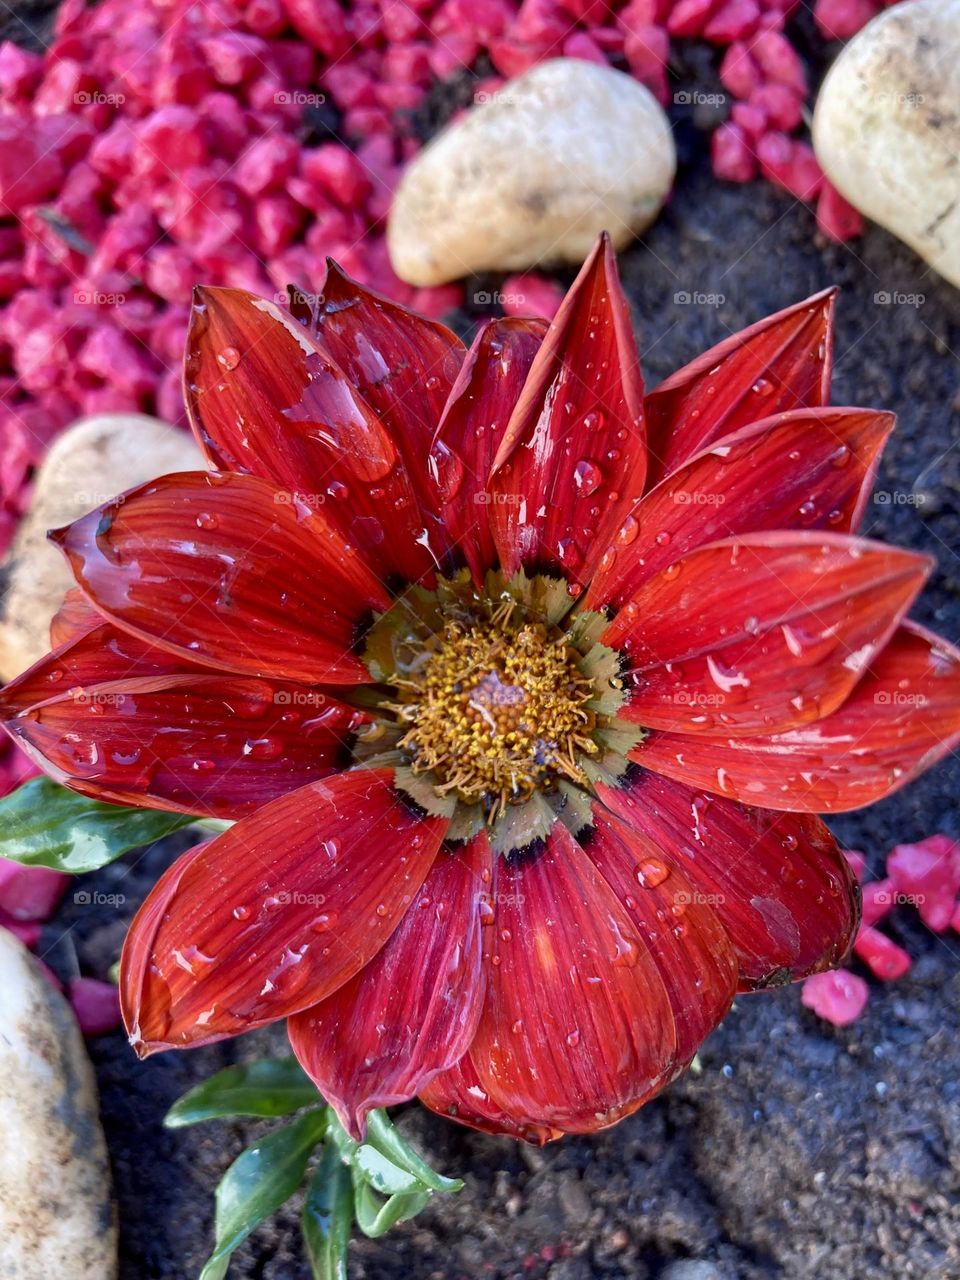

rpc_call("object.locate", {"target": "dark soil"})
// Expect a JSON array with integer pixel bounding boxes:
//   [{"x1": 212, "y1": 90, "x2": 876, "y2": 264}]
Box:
[{"x1": 22, "y1": 15, "x2": 960, "y2": 1280}]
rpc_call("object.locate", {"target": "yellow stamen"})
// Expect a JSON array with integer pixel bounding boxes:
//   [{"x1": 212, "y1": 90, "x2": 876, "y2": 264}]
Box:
[{"x1": 393, "y1": 614, "x2": 597, "y2": 819}]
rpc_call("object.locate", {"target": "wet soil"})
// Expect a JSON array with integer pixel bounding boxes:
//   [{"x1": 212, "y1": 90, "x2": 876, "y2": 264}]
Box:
[{"x1": 20, "y1": 13, "x2": 960, "y2": 1280}]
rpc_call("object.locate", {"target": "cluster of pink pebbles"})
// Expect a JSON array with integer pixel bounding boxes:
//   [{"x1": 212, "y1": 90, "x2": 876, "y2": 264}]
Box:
[
  {"x1": 802, "y1": 836, "x2": 960, "y2": 1026},
  {"x1": 0, "y1": 852, "x2": 121, "y2": 1034},
  {"x1": 0, "y1": 0, "x2": 895, "y2": 562}
]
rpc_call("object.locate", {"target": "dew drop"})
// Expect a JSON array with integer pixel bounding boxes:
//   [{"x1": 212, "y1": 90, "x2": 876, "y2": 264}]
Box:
[
  {"x1": 830, "y1": 444, "x2": 851, "y2": 468},
  {"x1": 566, "y1": 1029, "x2": 581, "y2": 1048},
  {"x1": 217, "y1": 346, "x2": 240, "y2": 371},
  {"x1": 195, "y1": 511, "x2": 219, "y2": 531},
  {"x1": 636, "y1": 857, "x2": 669, "y2": 888},
  {"x1": 617, "y1": 515, "x2": 639, "y2": 546},
  {"x1": 573, "y1": 459, "x2": 602, "y2": 495}
]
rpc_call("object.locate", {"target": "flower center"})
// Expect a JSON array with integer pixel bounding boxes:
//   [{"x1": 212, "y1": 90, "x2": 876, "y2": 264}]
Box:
[
  {"x1": 392, "y1": 605, "x2": 598, "y2": 820},
  {"x1": 358, "y1": 570, "x2": 642, "y2": 852}
]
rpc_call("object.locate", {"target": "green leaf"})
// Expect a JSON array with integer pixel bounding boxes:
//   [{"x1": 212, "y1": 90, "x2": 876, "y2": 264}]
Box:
[
  {"x1": 0, "y1": 778, "x2": 194, "y2": 873},
  {"x1": 352, "y1": 1173, "x2": 429, "y2": 1239},
  {"x1": 352, "y1": 1143, "x2": 420, "y2": 1196},
  {"x1": 199, "y1": 1110, "x2": 327, "y2": 1280},
  {"x1": 302, "y1": 1145, "x2": 353, "y2": 1280},
  {"x1": 166, "y1": 1058, "x2": 321, "y2": 1128},
  {"x1": 364, "y1": 1111, "x2": 464, "y2": 1193}
]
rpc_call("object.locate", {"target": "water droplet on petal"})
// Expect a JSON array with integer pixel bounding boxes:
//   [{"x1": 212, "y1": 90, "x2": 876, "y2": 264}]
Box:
[
  {"x1": 217, "y1": 346, "x2": 240, "y2": 371},
  {"x1": 636, "y1": 857, "x2": 669, "y2": 888},
  {"x1": 573, "y1": 459, "x2": 602, "y2": 495},
  {"x1": 617, "y1": 515, "x2": 639, "y2": 546}
]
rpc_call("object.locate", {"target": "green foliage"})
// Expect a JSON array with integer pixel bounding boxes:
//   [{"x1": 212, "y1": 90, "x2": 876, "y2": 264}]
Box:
[
  {"x1": 165, "y1": 1058, "x2": 320, "y2": 1127},
  {"x1": 166, "y1": 1058, "x2": 464, "y2": 1279},
  {"x1": 0, "y1": 777, "x2": 193, "y2": 872}
]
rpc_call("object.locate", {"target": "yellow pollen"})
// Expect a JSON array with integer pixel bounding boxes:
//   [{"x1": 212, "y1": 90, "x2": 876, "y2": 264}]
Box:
[{"x1": 393, "y1": 610, "x2": 598, "y2": 820}]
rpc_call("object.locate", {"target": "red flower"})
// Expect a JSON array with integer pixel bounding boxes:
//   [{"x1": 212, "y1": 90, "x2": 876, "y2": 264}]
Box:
[{"x1": 3, "y1": 236, "x2": 960, "y2": 1143}]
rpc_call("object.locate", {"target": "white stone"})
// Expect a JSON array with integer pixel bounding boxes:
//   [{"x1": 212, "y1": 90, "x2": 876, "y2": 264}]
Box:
[
  {"x1": 813, "y1": 0, "x2": 960, "y2": 288},
  {"x1": 0, "y1": 414, "x2": 206, "y2": 680},
  {"x1": 387, "y1": 58, "x2": 675, "y2": 286},
  {"x1": 0, "y1": 928, "x2": 118, "y2": 1279}
]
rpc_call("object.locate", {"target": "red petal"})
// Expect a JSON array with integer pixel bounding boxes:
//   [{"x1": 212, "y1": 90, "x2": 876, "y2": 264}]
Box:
[
  {"x1": 52, "y1": 471, "x2": 389, "y2": 685},
  {"x1": 467, "y1": 824, "x2": 679, "y2": 1133},
  {"x1": 1, "y1": 625, "x2": 365, "y2": 818},
  {"x1": 606, "y1": 533, "x2": 930, "y2": 736},
  {"x1": 120, "y1": 770, "x2": 446, "y2": 1054},
  {"x1": 587, "y1": 407, "x2": 893, "y2": 610},
  {"x1": 645, "y1": 288, "x2": 835, "y2": 483},
  {"x1": 596, "y1": 770, "x2": 860, "y2": 987},
  {"x1": 294, "y1": 259, "x2": 465, "y2": 472},
  {"x1": 419, "y1": 1052, "x2": 565, "y2": 1145},
  {"x1": 428, "y1": 317, "x2": 546, "y2": 584},
  {"x1": 288, "y1": 832, "x2": 490, "y2": 1138},
  {"x1": 632, "y1": 621, "x2": 960, "y2": 812},
  {"x1": 49, "y1": 586, "x2": 102, "y2": 647},
  {"x1": 584, "y1": 807, "x2": 737, "y2": 1060},
  {"x1": 488, "y1": 234, "x2": 647, "y2": 586},
  {"x1": 185, "y1": 286, "x2": 440, "y2": 585}
]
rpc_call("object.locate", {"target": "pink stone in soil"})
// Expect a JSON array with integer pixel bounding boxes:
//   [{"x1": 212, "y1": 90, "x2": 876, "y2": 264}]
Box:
[
  {"x1": 816, "y1": 181, "x2": 865, "y2": 242},
  {"x1": 501, "y1": 273, "x2": 564, "y2": 320},
  {"x1": 711, "y1": 122, "x2": 756, "y2": 183},
  {"x1": 853, "y1": 926, "x2": 912, "y2": 982},
  {"x1": 887, "y1": 835, "x2": 960, "y2": 934},
  {"x1": 69, "y1": 977, "x2": 123, "y2": 1036},
  {"x1": 801, "y1": 969, "x2": 870, "y2": 1027},
  {"x1": 0, "y1": 860, "x2": 69, "y2": 922}
]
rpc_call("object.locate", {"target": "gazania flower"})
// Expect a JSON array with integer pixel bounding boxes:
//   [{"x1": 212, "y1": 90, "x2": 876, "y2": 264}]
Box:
[{"x1": 3, "y1": 235, "x2": 959, "y2": 1143}]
